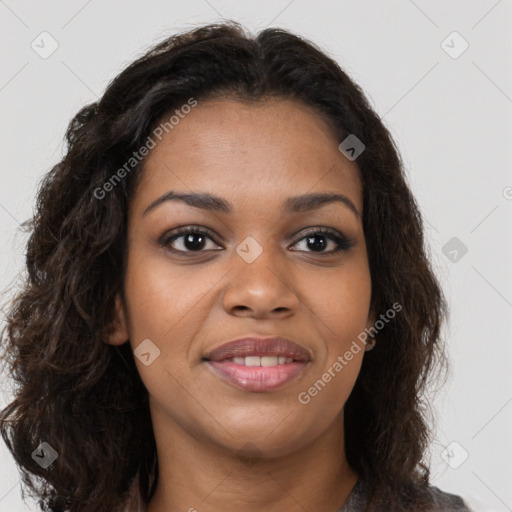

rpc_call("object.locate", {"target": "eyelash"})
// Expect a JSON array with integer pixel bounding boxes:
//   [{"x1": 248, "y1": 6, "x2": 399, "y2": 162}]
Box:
[{"x1": 158, "y1": 225, "x2": 355, "y2": 255}]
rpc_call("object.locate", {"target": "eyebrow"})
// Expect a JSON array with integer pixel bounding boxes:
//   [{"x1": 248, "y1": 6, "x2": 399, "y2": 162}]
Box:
[{"x1": 142, "y1": 190, "x2": 360, "y2": 219}]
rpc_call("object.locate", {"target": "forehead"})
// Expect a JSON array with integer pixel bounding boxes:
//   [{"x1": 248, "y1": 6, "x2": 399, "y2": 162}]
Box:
[{"x1": 132, "y1": 98, "x2": 363, "y2": 215}]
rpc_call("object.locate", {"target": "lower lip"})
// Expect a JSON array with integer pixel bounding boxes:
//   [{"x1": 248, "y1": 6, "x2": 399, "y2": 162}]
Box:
[{"x1": 206, "y1": 361, "x2": 308, "y2": 392}]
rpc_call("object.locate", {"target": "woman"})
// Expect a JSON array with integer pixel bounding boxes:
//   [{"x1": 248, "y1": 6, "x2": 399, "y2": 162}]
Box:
[{"x1": 0, "y1": 21, "x2": 471, "y2": 512}]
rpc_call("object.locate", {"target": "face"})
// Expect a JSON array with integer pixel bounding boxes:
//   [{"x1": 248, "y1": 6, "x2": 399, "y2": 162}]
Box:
[{"x1": 108, "y1": 97, "x2": 374, "y2": 459}]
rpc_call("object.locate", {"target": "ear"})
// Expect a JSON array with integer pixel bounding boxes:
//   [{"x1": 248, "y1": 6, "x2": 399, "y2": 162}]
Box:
[
  {"x1": 365, "y1": 308, "x2": 376, "y2": 331},
  {"x1": 103, "y1": 293, "x2": 129, "y2": 346}
]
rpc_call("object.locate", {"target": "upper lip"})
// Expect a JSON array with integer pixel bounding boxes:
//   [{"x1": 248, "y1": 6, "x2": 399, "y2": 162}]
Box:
[{"x1": 204, "y1": 336, "x2": 311, "y2": 362}]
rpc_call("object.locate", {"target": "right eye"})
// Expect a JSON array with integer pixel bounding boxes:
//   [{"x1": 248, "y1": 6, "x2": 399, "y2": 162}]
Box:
[{"x1": 158, "y1": 226, "x2": 223, "y2": 254}]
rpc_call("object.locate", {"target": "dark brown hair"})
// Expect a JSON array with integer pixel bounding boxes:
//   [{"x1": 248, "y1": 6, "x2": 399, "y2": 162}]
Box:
[{"x1": 0, "y1": 21, "x2": 448, "y2": 512}]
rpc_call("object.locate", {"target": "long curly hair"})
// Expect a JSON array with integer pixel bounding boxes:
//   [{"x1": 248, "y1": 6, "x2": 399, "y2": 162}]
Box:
[{"x1": 0, "y1": 21, "x2": 448, "y2": 512}]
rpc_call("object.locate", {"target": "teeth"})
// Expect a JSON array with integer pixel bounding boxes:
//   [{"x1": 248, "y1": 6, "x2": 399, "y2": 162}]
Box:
[
  {"x1": 229, "y1": 356, "x2": 293, "y2": 366},
  {"x1": 261, "y1": 356, "x2": 278, "y2": 367},
  {"x1": 245, "y1": 356, "x2": 260, "y2": 367}
]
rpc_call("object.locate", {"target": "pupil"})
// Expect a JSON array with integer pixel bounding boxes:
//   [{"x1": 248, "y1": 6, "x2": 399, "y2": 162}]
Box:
[
  {"x1": 185, "y1": 233, "x2": 205, "y2": 251},
  {"x1": 307, "y1": 235, "x2": 326, "y2": 251}
]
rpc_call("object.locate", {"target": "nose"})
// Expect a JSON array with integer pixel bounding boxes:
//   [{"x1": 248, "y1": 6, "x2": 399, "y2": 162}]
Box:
[{"x1": 222, "y1": 240, "x2": 300, "y2": 319}]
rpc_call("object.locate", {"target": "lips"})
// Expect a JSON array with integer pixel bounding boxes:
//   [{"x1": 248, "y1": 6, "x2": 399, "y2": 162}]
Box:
[
  {"x1": 203, "y1": 336, "x2": 311, "y2": 392},
  {"x1": 204, "y1": 337, "x2": 311, "y2": 363}
]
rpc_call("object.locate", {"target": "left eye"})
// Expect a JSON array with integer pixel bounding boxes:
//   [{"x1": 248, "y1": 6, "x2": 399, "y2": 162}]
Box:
[{"x1": 290, "y1": 229, "x2": 354, "y2": 254}]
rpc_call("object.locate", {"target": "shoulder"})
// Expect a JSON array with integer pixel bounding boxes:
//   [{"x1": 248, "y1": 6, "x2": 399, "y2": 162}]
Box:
[
  {"x1": 340, "y1": 479, "x2": 472, "y2": 511},
  {"x1": 418, "y1": 483, "x2": 472, "y2": 511}
]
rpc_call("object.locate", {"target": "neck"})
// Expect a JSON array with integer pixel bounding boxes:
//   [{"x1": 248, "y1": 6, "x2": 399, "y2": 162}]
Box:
[{"x1": 146, "y1": 407, "x2": 358, "y2": 512}]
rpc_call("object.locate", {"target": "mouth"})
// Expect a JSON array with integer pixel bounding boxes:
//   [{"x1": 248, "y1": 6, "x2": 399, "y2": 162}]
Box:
[{"x1": 203, "y1": 336, "x2": 311, "y2": 392}]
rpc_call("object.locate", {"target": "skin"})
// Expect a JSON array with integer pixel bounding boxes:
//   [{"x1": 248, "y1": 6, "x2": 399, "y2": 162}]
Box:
[{"x1": 107, "y1": 97, "x2": 375, "y2": 512}]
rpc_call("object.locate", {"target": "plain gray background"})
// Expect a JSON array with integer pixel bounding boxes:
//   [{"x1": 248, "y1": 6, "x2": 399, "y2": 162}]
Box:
[{"x1": 1, "y1": 1, "x2": 511, "y2": 511}]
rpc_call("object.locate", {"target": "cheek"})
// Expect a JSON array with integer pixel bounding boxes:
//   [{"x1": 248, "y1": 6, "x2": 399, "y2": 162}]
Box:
[
  {"x1": 292, "y1": 261, "x2": 369, "y2": 411},
  {"x1": 122, "y1": 255, "x2": 203, "y2": 409},
  {"x1": 123, "y1": 248, "x2": 212, "y2": 340},
  {"x1": 300, "y1": 258, "x2": 372, "y2": 336}
]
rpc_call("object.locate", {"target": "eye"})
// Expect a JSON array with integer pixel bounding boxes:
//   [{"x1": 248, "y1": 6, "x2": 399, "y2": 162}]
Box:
[
  {"x1": 290, "y1": 228, "x2": 355, "y2": 254},
  {"x1": 158, "y1": 226, "x2": 222, "y2": 253},
  {"x1": 158, "y1": 226, "x2": 355, "y2": 256}
]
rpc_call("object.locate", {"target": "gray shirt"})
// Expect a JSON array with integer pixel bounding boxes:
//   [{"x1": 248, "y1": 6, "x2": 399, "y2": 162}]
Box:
[{"x1": 338, "y1": 479, "x2": 472, "y2": 511}]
